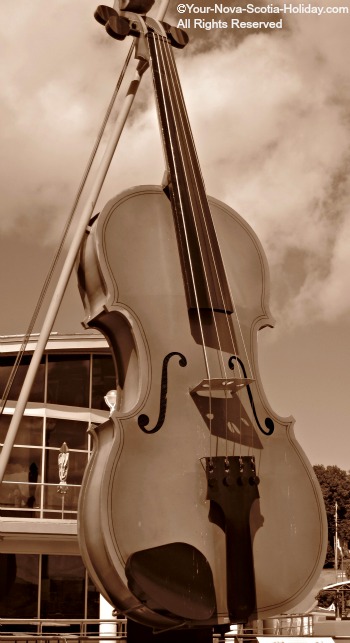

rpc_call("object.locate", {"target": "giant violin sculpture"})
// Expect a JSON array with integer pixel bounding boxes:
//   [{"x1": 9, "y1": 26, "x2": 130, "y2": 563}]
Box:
[{"x1": 77, "y1": 1, "x2": 327, "y2": 631}]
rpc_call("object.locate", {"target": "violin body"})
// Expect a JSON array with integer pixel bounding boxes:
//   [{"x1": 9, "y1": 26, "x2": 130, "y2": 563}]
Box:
[{"x1": 77, "y1": 184, "x2": 327, "y2": 628}]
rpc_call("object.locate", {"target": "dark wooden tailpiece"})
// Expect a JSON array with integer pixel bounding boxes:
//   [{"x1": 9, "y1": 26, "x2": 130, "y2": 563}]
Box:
[{"x1": 205, "y1": 456, "x2": 259, "y2": 623}]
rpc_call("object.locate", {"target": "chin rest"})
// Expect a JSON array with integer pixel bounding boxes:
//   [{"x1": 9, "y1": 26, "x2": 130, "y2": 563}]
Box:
[{"x1": 125, "y1": 542, "x2": 216, "y2": 621}]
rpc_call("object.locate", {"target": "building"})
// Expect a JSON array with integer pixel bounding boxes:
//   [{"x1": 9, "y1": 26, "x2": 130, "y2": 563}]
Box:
[
  {"x1": 0, "y1": 332, "x2": 217, "y2": 642},
  {"x1": 0, "y1": 332, "x2": 116, "y2": 631}
]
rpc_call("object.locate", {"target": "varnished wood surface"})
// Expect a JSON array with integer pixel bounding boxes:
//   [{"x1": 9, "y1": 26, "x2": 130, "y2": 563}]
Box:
[{"x1": 77, "y1": 185, "x2": 327, "y2": 627}]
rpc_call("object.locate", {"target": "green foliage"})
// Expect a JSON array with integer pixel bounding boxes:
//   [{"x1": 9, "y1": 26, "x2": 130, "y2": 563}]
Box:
[
  {"x1": 315, "y1": 588, "x2": 335, "y2": 608},
  {"x1": 313, "y1": 464, "x2": 350, "y2": 564},
  {"x1": 324, "y1": 542, "x2": 334, "y2": 568},
  {"x1": 346, "y1": 561, "x2": 350, "y2": 580}
]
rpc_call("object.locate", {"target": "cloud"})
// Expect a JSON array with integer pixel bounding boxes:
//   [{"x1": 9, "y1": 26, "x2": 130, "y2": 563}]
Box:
[
  {"x1": 176, "y1": 11, "x2": 350, "y2": 328},
  {"x1": 0, "y1": 0, "x2": 129, "y2": 239},
  {"x1": 0, "y1": 1, "x2": 349, "y2": 329}
]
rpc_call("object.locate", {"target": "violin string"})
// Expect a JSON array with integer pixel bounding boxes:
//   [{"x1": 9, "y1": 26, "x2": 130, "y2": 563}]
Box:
[
  {"x1": 152, "y1": 36, "x2": 214, "y2": 354},
  {"x1": 161, "y1": 35, "x2": 247, "y2": 459},
  {"x1": 165, "y1": 40, "x2": 258, "y2": 461},
  {"x1": 155, "y1": 33, "x2": 227, "y2": 456},
  {"x1": 151, "y1": 28, "x2": 255, "y2": 462},
  {"x1": 163, "y1": 40, "x2": 231, "y2": 458},
  {"x1": 150, "y1": 32, "x2": 217, "y2": 448},
  {"x1": 219, "y1": 260, "x2": 256, "y2": 457},
  {"x1": 156, "y1": 33, "x2": 230, "y2": 456},
  {"x1": 161, "y1": 34, "x2": 251, "y2": 461}
]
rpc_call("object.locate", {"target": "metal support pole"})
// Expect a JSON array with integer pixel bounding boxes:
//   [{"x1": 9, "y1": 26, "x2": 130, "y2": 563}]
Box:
[
  {"x1": 0, "y1": 0, "x2": 170, "y2": 484},
  {"x1": 335, "y1": 501, "x2": 338, "y2": 583}
]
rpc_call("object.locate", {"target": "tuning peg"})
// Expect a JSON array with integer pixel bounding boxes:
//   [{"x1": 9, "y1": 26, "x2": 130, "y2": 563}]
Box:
[
  {"x1": 162, "y1": 22, "x2": 189, "y2": 49},
  {"x1": 94, "y1": 5, "x2": 118, "y2": 26},
  {"x1": 106, "y1": 14, "x2": 131, "y2": 40}
]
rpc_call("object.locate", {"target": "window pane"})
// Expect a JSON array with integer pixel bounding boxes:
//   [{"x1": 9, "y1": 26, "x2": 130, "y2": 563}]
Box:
[
  {"x1": 43, "y1": 448, "x2": 87, "y2": 512},
  {"x1": 0, "y1": 447, "x2": 42, "y2": 510},
  {"x1": 46, "y1": 418, "x2": 88, "y2": 450},
  {"x1": 0, "y1": 415, "x2": 43, "y2": 447},
  {"x1": 87, "y1": 576, "x2": 100, "y2": 619},
  {"x1": 47, "y1": 354, "x2": 90, "y2": 407},
  {"x1": 3, "y1": 446, "x2": 42, "y2": 482},
  {"x1": 44, "y1": 485, "x2": 80, "y2": 513},
  {"x1": 0, "y1": 355, "x2": 45, "y2": 403},
  {"x1": 0, "y1": 553, "x2": 39, "y2": 619},
  {"x1": 0, "y1": 414, "x2": 10, "y2": 443},
  {"x1": 41, "y1": 555, "x2": 85, "y2": 619},
  {"x1": 0, "y1": 481, "x2": 39, "y2": 511},
  {"x1": 17, "y1": 416, "x2": 43, "y2": 446},
  {"x1": 91, "y1": 354, "x2": 116, "y2": 410}
]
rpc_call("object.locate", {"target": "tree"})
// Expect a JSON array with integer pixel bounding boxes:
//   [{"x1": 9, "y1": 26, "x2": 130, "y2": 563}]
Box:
[{"x1": 313, "y1": 465, "x2": 350, "y2": 566}]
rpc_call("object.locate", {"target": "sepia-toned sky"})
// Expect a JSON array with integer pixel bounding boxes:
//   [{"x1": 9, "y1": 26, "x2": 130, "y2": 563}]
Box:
[{"x1": 0, "y1": 0, "x2": 349, "y2": 469}]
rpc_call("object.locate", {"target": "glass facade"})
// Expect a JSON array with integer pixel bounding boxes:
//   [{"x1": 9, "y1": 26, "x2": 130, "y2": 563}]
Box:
[
  {"x1": 0, "y1": 342, "x2": 115, "y2": 626},
  {"x1": 0, "y1": 355, "x2": 45, "y2": 403},
  {"x1": 0, "y1": 553, "x2": 99, "y2": 628},
  {"x1": 0, "y1": 350, "x2": 115, "y2": 518}
]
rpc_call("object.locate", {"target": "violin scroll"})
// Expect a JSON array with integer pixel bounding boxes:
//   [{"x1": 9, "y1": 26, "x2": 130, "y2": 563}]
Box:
[
  {"x1": 95, "y1": 0, "x2": 155, "y2": 27},
  {"x1": 94, "y1": 3, "x2": 189, "y2": 49},
  {"x1": 94, "y1": 5, "x2": 142, "y2": 40}
]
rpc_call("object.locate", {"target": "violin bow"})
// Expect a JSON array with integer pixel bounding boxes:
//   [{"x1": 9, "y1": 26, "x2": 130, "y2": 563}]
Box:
[{"x1": 0, "y1": 0, "x2": 170, "y2": 483}]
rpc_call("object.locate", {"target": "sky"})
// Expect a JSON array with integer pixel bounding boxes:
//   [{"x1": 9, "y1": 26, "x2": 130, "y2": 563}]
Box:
[{"x1": 0, "y1": 0, "x2": 350, "y2": 470}]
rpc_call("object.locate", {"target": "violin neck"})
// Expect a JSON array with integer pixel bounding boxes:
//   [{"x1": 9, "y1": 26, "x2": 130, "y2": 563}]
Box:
[{"x1": 148, "y1": 30, "x2": 233, "y2": 315}]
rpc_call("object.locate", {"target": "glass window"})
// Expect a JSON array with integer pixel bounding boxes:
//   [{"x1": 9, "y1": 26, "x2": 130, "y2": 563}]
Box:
[
  {"x1": 43, "y1": 448, "x2": 88, "y2": 513},
  {"x1": 0, "y1": 414, "x2": 11, "y2": 444},
  {"x1": 0, "y1": 349, "x2": 116, "y2": 521},
  {"x1": 16, "y1": 416, "x2": 44, "y2": 446},
  {"x1": 0, "y1": 554, "x2": 101, "y2": 628},
  {"x1": 40, "y1": 555, "x2": 85, "y2": 619},
  {"x1": 91, "y1": 354, "x2": 116, "y2": 410},
  {"x1": 1, "y1": 447, "x2": 42, "y2": 510},
  {"x1": 44, "y1": 485, "x2": 81, "y2": 515},
  {"x1": 0, "y1": 553, "x2": 39, "y2": 619},
  {"x1": 0, "y1": 355, "x2": 45, "y2": 403},
  {"x1": 0, "y1": 415, "x2": 43, "y2": 447},
  {"x1": 47, "y1": 354, "x2": 90, "y2": 407},
  {"x1": 87, "y1": 575, "x2": 100, "y2": 619},
  {"x1": 2, "y1": 446, "x2": 42, "y2": 485},
  {"x1": 45, "y1": 418, "x2": 88, "y2": 450},
  {"x1": 0, "y1": 481, "x2": 39, "y2": 512}
]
